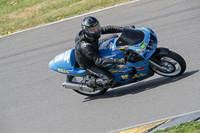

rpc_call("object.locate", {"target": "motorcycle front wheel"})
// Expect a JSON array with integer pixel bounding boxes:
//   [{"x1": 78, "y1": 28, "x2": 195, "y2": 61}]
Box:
[
  {"x1": 150, "y1": 50, "x2": 186, "y2": 77},
  {"x1": 67, "y1": 75, "x2": 108, "y2": 96}
]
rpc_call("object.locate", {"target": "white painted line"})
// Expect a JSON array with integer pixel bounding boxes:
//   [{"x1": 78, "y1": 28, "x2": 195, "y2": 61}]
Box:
[
  {"x1": 107, "y1": 109, "x2": 200, "y2": 133},
  {"x1": 0, "y1": 0, "x2": 140, "y2": 39}
]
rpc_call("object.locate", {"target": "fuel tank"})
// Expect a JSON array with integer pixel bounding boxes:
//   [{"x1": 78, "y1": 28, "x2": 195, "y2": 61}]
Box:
[{"x1": 99, "y1": 38, "x2": 124, "y2": 59}]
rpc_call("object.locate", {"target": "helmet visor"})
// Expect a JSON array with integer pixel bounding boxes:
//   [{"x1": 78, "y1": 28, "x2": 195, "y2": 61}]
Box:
[{"x1": 86, "y1": 24, "x2": 101, "y2": 35}]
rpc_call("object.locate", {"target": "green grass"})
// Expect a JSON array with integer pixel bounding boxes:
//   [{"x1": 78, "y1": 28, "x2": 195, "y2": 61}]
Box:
[
  {"x1": 153, "y1": 121, "x2": 200, "y2": 133},
  {"x1": 0, "y1": 0, "x2": 133, "y2": 35}
]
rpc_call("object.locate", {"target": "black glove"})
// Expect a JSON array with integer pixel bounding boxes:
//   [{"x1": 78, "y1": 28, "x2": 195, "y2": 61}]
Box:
[
  {"x1": 113, "y1": 58, "x2": 126, "y2": 65},
  {"x1": 124, "y1": 24, "x2": 135, "y2": 29},
  {"x1": 129, "y1": 24, "x2": 135, "y2": 28}
]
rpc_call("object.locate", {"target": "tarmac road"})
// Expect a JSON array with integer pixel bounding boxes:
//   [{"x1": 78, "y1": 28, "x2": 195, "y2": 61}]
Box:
[{"x1": 0, "y1": 0, "x2": 200, "y2": 133}]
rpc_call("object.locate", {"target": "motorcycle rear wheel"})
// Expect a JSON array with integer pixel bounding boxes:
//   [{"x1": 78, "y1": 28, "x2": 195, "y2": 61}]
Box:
[
  {"x1": 67, "y1": 75, "x2": 108, "y2": 96},
  {"x1": 150, "y1": 50, "x2": 186, "y2": 77}
]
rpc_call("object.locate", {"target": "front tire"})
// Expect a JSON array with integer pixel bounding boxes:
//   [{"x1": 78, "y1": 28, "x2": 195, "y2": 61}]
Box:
[
  {"x1": 150, "y1": 50, "x2": 186, "y2": 77},
  {"x1": 67, "y1": 75, "x2": 108, "y2": 96}
]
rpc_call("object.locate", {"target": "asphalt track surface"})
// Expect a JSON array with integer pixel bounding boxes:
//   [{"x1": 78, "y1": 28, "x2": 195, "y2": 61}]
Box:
[{"x1": 0, "y1": 0, "x2": 200, "y2": 133}]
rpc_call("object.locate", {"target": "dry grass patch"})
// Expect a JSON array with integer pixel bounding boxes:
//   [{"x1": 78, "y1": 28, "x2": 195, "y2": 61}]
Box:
[{"x1": 0, "y1": 0, "x2": 133, "y2": 36}]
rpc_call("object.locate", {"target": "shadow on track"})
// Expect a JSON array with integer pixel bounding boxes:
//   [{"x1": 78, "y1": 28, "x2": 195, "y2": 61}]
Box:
[{"x1": 83, "y1": 69, "x2": 199, "y2": 102}]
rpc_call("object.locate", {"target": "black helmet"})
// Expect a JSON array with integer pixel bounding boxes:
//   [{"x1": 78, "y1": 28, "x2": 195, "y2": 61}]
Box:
[{"x1": 81, "y1": 16, "x2": 101, "y2": 39}]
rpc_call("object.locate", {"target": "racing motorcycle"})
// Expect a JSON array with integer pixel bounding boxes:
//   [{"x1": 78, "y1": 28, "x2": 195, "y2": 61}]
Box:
[{"x1": 49, "y1": 27, "x2": 186, "y2": 96}]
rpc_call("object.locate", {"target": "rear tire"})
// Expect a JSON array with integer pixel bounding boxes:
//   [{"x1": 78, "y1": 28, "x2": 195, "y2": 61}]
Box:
[
  {"x1": 150, "y1": 51, "x2": 186, "y2": 77},
  {"x1": 67, "y1": 75, "x2": 108, "y2": 96}
]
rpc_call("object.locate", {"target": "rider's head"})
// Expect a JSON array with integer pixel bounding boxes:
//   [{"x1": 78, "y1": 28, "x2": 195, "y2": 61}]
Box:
[{"x1": 81, "y1": 16, "x2": 101, "y2": 39}]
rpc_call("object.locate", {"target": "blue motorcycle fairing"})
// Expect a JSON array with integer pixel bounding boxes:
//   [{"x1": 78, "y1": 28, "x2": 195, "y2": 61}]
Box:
[
  {"x1": 99, "y1": 27, "x2": 155, "y2": 61},
  {"x1": 139, "y1": 27, "x2": 158, "y2": 59},
  {"x1": 113, "y1": 60, "x2": 150, "y2": 84},
  {"x1": 49, "y1": 49, "x2": 88, "y2": 76},
  {"x1": 98, "y1": 27, "x2": 157, "y2": 84}
]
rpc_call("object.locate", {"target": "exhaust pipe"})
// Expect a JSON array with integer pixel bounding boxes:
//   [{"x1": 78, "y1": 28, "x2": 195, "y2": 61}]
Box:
[{"x1": 62, "y1": 81, "x2": 95, "y2": 92}]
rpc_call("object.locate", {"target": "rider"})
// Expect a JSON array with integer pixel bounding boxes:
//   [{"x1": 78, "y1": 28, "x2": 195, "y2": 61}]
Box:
[{"x1": 75, "y1": 16, "x2": 135, "y2": 88}]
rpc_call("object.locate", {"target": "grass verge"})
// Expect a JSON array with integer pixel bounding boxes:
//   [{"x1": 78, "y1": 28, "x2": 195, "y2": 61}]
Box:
[
  {"x1": 0, "y1": 0, "x2": 133, "y2": 36},
  {"x1": 153, "y1": 121, "x2": 200, "y2": 133}
]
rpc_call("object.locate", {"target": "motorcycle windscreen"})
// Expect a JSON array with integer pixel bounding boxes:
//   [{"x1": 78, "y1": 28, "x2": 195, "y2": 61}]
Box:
[{"x1": 116, "y1": 28, "x2": 145, "y2": 46}]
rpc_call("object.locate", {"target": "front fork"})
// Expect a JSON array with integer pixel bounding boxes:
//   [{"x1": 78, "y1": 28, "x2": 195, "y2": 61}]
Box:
[
  {"x1": 150, "y1": 47, "x2": 170, "y2": 71},
  {"x1": 150, "y1": 60, "x2": 169, "y2": 71}
]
